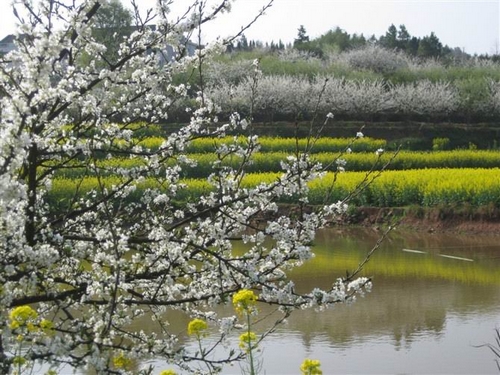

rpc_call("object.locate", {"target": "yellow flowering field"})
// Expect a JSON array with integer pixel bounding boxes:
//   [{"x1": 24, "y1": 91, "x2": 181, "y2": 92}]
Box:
[
  {"x1": 48, "y1": 149, "x2": 500, "y2": 179},
  {"x1": 308, "y1": 168, "x2": 500, "y2": 206},
  {"x1": 106, "y1": 135, "x2": 387, "y2": 153},
  {"x1": 49, "y1": 168, "x2": 500, "y2": 208}
]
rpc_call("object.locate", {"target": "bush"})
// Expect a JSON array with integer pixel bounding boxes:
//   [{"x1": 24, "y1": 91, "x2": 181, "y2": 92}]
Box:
[
  {"x1": 432, "y1": 138, "x2": 450, "y2": 151},
  {"x1": 340, "y1": 45, "x2": 410, "y2": 74}
]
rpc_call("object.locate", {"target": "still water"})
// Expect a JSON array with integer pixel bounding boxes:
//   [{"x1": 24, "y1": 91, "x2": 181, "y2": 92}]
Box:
[
  {"x1": 182, "y1": 227, "x2": 500, "y2": 374},
  {"x1": 66, "y1": 227, "x2": 500, "y2": 374}
]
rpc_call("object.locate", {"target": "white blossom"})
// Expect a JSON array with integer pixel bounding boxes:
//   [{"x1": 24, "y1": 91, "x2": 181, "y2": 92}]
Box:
[{"x1": 0, "y1": 1, "x2": 374, "y2": 373}]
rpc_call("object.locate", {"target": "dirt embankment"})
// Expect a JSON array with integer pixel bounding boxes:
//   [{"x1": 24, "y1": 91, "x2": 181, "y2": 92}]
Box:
[
  {"x1": 347, "y1": 206, "x2": 500, "y2": 236},
  {"x1": 256, "y1": 205, "x2": 500, "y2": 236}
]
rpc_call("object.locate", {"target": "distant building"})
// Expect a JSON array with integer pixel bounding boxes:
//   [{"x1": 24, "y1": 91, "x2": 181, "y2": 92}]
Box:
[
  {"x1": 0, "y1": 34, "x2": 19, "y2": 55},
  {"x1": 157, "y1": 40, "x2": 199, "y2": 66}
]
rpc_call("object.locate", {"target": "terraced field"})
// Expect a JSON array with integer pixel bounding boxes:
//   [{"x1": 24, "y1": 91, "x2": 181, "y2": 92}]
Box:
[{"x1": 47, "y1": 133, "x2": 500, "y2": 209}]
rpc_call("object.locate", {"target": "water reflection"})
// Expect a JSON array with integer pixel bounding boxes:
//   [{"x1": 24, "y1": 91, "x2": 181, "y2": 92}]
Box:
[
  {"x1": 235, "y1": 227, "x2": 500, "y2": 374},
  {"x1": 300, "y1": 228, "x2": 500, "y2": 285},
  {"x1": 74, "y1": 227, "x2": 500, "y2": 374}
]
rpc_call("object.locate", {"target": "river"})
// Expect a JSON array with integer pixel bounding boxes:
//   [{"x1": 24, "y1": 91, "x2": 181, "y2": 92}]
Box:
[
  {"x1": 66, "y1": 227, "x2": 500, "y2": 374},
  {"x1": 180, "y1": 227, "x2": 500, "y2": 374}
]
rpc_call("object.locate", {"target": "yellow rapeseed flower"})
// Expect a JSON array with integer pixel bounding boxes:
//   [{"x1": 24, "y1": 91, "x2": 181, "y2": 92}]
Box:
[
  {"x1": 300, "y1": 358, "x2": 322, "y2": 375},
  {"x1": 232, "y1": 289, "x2": 257, "y2": 315},
  {"x1": 112, "y1": 352, "x2": 132, "y2": 369},
  {"x1": 39, "y1": 319, "x2": 55, "y2": 335},
  {"x1": 26, "y1": 322, "x2": 37, "y2": 332},
  {"x1": 187, "y1": 318, "x2": 208, "y2": 336},
  {"x1": 9, "y1": 306, "x2": 38, "y2": 330},
  {"x1": 239, "y1": 331, "x2": 257, "y2": 350},
  {"x1": 12, "y1": 356, "x2": 27, "y2": 366}
]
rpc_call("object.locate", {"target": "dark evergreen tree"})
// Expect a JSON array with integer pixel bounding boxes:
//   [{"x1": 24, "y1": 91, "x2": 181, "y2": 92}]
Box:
[
  {"x1": 380, "y1": 24, "x2": 398, "y2": 49},
  {"x1": 407, "y1": 36, "x2": 420, "y2": 56},
  {"x1": 294, "y1": 25, "x2": 310, "y2": 46},
  {"x1": 238, "y1": 34, "x2": 249, "y2": 51},
  {"x1": 418, "y1": 32, "x2": 442, "y2": 58},
  {"x1": 320, "y1": 27, "x2": 351, "y2": 51},
  {"x1": 351, "y1": 33, "x2": 367, "y2": 49},
  {"x1": 397, "y1": 25, "x2": 411, "y2": 51}
]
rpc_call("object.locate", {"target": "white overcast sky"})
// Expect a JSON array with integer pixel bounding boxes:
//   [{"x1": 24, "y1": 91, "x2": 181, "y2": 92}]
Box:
[{"x1": 1, "y1": 0, "x2": 499, "y2": 55}]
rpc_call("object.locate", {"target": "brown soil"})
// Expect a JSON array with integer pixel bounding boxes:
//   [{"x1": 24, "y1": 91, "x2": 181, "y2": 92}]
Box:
[
  {"x1": 347, "y1": 206, "x2": 500, "y2": 236},
  {"x1": 258, "y1": 204, "x2": 500, "y2": 236}
]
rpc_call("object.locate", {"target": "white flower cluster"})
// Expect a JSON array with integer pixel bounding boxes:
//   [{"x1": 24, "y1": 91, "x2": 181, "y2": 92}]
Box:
[
  {"x1": 488, "y1": 79, "x2": 500, "y2": 114},
  {"x1": 336, "y1": 44, "x2": 410, "y2": 74},
  {"x1": 0, "y1": 1, "x2": 375, "y2": 373}
]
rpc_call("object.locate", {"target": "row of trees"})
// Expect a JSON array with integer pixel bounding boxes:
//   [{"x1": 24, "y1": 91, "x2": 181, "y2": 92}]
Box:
[
  {"x1": 294, "y1": 24, "x2": 467, "y2": 60},
  {"x1": 377, "y1": 25, "x2": 448, "y2": 58},
  {"x1": 228, "y1": 35, "x2": 287, "y2": 52},
  {"x1": 206, "y1": 75, "x2": 494, "y2": 122},
  {"x1": 233, "y1": 24, "x2": 472, "y2": 61}
]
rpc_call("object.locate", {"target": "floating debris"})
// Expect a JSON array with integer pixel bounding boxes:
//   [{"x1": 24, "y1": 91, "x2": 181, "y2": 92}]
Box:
[
  {"x1": 402, "y1": 248, "x2": 427, "y2": 254},
  {"x1": 438, "y1": 254, "x2": 474, "y2": 262}
]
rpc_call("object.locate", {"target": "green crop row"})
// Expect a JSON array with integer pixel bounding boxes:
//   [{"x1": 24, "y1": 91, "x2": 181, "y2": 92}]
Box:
[
  {"x1": 50, "y1": 150, "x2": 500, "y2": 180},
  {"x1": 134, "y1": 136, "x2": 386, "y2": 154},
  {"x1": 47, "y1": 168, "x2": 500, "y2": 210}
]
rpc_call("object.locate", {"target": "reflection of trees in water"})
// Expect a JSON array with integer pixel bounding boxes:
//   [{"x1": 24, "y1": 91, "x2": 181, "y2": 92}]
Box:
[
  {"x1": 317, "y1": 227, "x2": 500, "y2": 259},
  {"x1": 281, "y1": 227, "x2": 500, "y2": 350},
  {"x1": 308, "y1": 228, "x2": 500, "y2": 285},
  {"x1": 83, "y1": 228, "x2": 500, "y2": 372},
  {"x1": 280, "y1": 278, "x2": 448, "y2": 349},
  {"x1": 281, "y1": 276, "x2": 500, "y2": 351}
]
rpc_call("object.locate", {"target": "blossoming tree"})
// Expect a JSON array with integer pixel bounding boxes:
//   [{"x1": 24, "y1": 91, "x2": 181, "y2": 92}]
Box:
[{"x1": 0, "y1": 0, "x2": 372, "y2": 373}]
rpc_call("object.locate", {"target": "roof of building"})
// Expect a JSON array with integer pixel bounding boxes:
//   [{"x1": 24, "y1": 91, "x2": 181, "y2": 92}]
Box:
[{"x1": 0, "y1": 35, "x2": 16, "y2": 44}]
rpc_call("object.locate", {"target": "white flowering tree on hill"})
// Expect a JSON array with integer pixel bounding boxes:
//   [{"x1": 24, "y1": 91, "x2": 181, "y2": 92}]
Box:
[{"x1": 0, "y1": 0, "x2": 372, "y2": 373}]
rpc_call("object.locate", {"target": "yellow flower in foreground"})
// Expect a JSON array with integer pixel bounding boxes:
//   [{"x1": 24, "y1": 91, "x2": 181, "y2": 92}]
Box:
[
  {"x1": 112, "y1": 352, "x2": 132, "y2": 369},
  {"x1": 26, "y1": 322, "x2": 37, "y2": 332},
  {"x1": 12, "y1": 356, "x2": 27, "y2": 366},
  {"x1": 9, "y1": 306, "x2": 38, "y2": 330},
  {"x1": 39, "y1": 319, "x2": 55, "y2": 335},
  {"x1": 239, "y1": 331, "x2": 257, "y2": 350},
  {"x1": 187, "y1": 318, "x2": 208, "y2": 336},
  {"x1": 300, "y1": 358, "x2": 322, "y2": 375},
  {"x1": 159, "y1": 370, "x2": 177, "y2": 375},
  {"x1": 232, "y1": 289, "x2": 257, "y2": 315}
]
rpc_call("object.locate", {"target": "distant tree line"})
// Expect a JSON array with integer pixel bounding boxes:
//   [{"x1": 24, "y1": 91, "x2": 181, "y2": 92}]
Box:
[
  {"x1": 228, "y1": 24, "x2": 498, "y2": 62},
  {"x1": 227, "y1": 34, "x2": 288, "y2": 52},
  {"x1": 293, "y1": 24, "x2": 472, "y2": 60}
]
